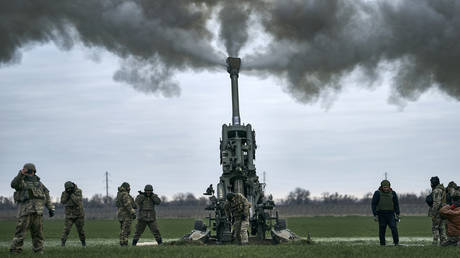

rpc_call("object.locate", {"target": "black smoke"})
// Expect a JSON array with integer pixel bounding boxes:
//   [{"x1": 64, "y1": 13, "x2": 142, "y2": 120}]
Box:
[{"x1": 1, "y1": 0, "x2": 460, "y2": 103}]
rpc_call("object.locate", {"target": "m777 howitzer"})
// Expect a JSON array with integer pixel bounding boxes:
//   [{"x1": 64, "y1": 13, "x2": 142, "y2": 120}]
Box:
[{"x1": 183, "y1": 57, "x2": 300, "y2": 244}]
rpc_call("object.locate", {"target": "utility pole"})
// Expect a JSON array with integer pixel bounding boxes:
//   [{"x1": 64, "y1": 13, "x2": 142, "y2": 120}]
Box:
[
  {"x1": 384, "y1": 172, "x2": 388, "y2": 180},
  {"x1": 105, "y1": 171, "x2": 109, "y2": 200}
]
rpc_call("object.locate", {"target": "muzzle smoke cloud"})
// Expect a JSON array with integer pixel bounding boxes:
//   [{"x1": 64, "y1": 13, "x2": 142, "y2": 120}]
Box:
[{"x1": 1, "y1": 0, "x2": 460, "y2": 104}]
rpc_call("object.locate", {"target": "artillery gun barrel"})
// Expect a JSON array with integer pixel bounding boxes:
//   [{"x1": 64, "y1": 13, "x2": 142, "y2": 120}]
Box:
[{"x1": 226, "y1": 57, "x2": 241, "y2": 125}]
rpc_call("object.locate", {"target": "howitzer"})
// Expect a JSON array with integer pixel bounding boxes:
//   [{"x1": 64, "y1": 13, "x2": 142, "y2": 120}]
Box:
[{"x1": 183, "y1": 57, "x2": 300, "y2": 244}]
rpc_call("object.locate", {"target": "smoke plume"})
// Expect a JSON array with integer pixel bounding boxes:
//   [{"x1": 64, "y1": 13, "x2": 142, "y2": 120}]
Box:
[{"x1": 1, "y1": 0, "x2": 460, "y2": 103}]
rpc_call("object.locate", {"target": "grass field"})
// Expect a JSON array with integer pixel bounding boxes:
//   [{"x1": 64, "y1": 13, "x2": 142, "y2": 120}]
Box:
[{"x1": 0, "y1": 216, "x2": 458, "y2": 257}]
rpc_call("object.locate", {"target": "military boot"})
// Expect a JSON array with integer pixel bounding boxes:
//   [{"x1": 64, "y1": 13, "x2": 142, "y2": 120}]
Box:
[
  {"x1": 132, "y1": 239, "x2": 138, "y2": 246},
  {"x1": 81, "y1": 240, "x2": 86, "y2": 247},
  {"x1": 156, "y1": 238, "x2": 162, "y2": 245},
  {"x1": 61, "y1": 239, "x2": 66, "y2": 247}
]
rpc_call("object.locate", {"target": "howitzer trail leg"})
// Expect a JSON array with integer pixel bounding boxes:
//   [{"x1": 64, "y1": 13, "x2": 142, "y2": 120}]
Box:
[
  {"x1": 30, "y1": 214, "x2": 44, "y2": 252},
  {"x1": 9, "y1": 215, "x2": 31, "y2": 253}
]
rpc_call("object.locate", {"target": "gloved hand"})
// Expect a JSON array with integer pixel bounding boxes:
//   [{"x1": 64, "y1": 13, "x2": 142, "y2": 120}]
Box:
[
  {"x1": 373, "y1": 215, "x2": 378, "y2": 222},
  {"x1": 131, "y1": 213, "x2": 137, "y2": 220},
  {"x1": 395, "y1": 214, "x2": 400, "y2": 222},
  {"x1": 49, "y1": 209, "x2": 55, "y2": 218}
]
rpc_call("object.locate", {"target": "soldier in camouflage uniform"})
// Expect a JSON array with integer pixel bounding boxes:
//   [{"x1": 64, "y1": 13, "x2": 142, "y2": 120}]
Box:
[
  {"x1": 9, "y1": 163, "x2": 55, "y2": 253},
  {"x1": 446, "y1": 181, "x2": 458, "y2": 205},
  {"x1": 225, "y1": 192, "x2": 251, "y2": 245},
  {"x1": 60, "y1": 181, "x2": 86, "y2": 247},
  {"x1": 132, "y1": 184, "x2": 162, "y2": 246},
  {"x1": 116, "y1": 182, "x2": 137, "y2": 246},
  {"x1": 429, "y1": 176, "x2": 447, "y2": 245}
]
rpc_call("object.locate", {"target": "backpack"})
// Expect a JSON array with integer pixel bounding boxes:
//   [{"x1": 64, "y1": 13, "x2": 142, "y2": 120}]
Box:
[{"x1": 425, "y1": 193, "x2": 433, "y2": 207}]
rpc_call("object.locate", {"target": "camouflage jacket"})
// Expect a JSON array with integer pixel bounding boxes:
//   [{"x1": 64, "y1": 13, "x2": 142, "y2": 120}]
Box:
[
  {"x1": 430, "y1": 184, "x2": 446, "y2": 216},
  {"x1": 11, "y1": 172, "x2": 55, "y2": 217},
  {"x1": 224, "y1": 193, "x2": 251, "y2": 220},
  {"x1": 61, "y1": 187, "x2": 84, "y2": 218},
  {"x1": 116, "y1": 186, "x2": 136, "y2": 220},
  {"x1": 135, "y1": 193, "x2": 161, "y2": 221}
]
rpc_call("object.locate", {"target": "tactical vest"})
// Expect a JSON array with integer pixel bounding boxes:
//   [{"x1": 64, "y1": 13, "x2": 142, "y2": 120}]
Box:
[
  {"x1": 377, "y1": 191, "x2": 394, "y2": 211},
  {"x1": 14, "y1": 179, "x2": 45, "y2": 203},
  {"x1": 140, "y1": 196, "x2": 154, "y2": 211}
]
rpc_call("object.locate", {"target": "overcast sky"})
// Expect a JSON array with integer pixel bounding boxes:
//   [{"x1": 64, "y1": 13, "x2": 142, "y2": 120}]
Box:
[
  {"x1": 1, "y1": 1, "x2": 460, "y2": 201},
  {"x1": 1, "y1": 43, "x2": 459, "y2": 200}
]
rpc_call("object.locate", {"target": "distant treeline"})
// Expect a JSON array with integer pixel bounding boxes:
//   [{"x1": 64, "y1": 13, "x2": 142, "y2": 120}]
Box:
[{"x1": 0, "y1": 188, "x2": 431, "y2": 219}]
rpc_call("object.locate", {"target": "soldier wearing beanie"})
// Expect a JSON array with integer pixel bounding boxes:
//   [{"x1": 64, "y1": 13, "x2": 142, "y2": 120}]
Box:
[{"x1": 371, "y1": 179, "x2": 400, "y2": 246}]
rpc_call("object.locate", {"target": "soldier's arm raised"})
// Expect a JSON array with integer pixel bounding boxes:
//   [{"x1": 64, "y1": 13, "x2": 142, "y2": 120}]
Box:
[
  {"x1": 152, "y1": 194, "x2": 161, "y2": 205},
  {"x1": 61, "y1": 191, "x2": 69, "y2": 204},
  {"x1": 10, "y1": 171, "x2": 26, "y2": 190},
  {"x1": 70, "y1": 189, "x2": 82, "y2": 205}
]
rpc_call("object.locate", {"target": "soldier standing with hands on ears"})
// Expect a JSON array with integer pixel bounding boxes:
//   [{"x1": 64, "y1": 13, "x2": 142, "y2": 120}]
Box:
[
  {"x1": 9, "y1": 163, "x2": 55, "y2": 254},
  {"x1": 132, "y1": 184, "x2": 163, "y2": 246},
  {"x1": 60, "y1": 181, "x2": 86, "y2": 247}
]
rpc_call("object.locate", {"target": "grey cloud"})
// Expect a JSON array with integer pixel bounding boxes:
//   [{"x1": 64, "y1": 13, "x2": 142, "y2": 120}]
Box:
[{"x1": 1, "y1": 0, "x2": 460, "y2": 104}]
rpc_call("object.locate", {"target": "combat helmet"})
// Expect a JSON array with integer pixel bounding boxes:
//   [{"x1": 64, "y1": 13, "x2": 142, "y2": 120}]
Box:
[
  {"x1": 23, "y1": 163, "x2": 36, "y2": 173},
  {"x1": 226, "y1": 192, "x2": 236, "y2": 201},
  {"x1": 144, "y1": 184, "x2": 153, "y2": 191},
  {"x1": 64, "y1": 181, "x2": 74, "y2": 190}
]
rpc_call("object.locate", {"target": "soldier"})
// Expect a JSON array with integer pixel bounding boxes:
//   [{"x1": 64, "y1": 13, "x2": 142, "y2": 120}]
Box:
[
  {"x1": 132, "y1": 184, "x2": 162, "y2": 246},
  {"x1": 116, "y1": 182, "x2": 137, "y2": 246},
  {"x1": 429, "y1": 176, "x2": 447, "y2": 245},
  {"x1": 9, "y1": 163, "x2": 55, "y2": 253},
  {"x1": 60, "y1": 181, "x2": 86, "y2": 247},
  {"x1": 224, "y1": 192, "x2": 251, "y2": 245},
  {"x1": 371, "y1": 180, "x2": 400, "y2": 246},
  {"x1": 440, "y1": 191, "x2": 460, "y2": 246},
  {"x1": 446, "y1": 181, "x2": 458, "y2": 205}
]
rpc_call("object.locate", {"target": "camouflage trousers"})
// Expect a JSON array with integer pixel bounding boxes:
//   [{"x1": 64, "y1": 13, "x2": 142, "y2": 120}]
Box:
[
  {"x1": 10, "y1": 213, "x2": 44, "y2": 253},
  {"x1": 432, "y1": 214, "x2": 447, "y2": 244},
  {"x1": 119, "y1": 219, "x2": 133, "y2": 245},
  {"x1": 62, "y1": 217, "x2": 86, "y2": 242},
  {"x1": 233, "y1": 219, "x2": 249, "y2": 244},
  {"x1": 133, "y1": 219, "x2": 162, "y2": 243}
]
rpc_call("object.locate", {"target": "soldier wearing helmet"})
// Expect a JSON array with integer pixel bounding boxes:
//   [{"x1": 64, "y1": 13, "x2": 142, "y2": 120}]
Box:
[
  {"x1": 429, "y1": 176, "x2": 447, "y2": 245},
  {"x1": 60, "y1": 181, "x2": 86, "y2": 247},
  {"x1": 132, "y1": 184, "x2": 162, "y2": 246},
  {"x1": 9, "y1": 163, "x2": 55, "y2": 253},
  {"x1": 116, "y1": 182, "x2": 137, "y2": 246}
]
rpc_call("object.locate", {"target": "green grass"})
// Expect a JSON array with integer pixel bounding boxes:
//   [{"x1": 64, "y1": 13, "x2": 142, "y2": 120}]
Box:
[{"x1": 1, "y1": 216, "x2": 457, "y2": 258}]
